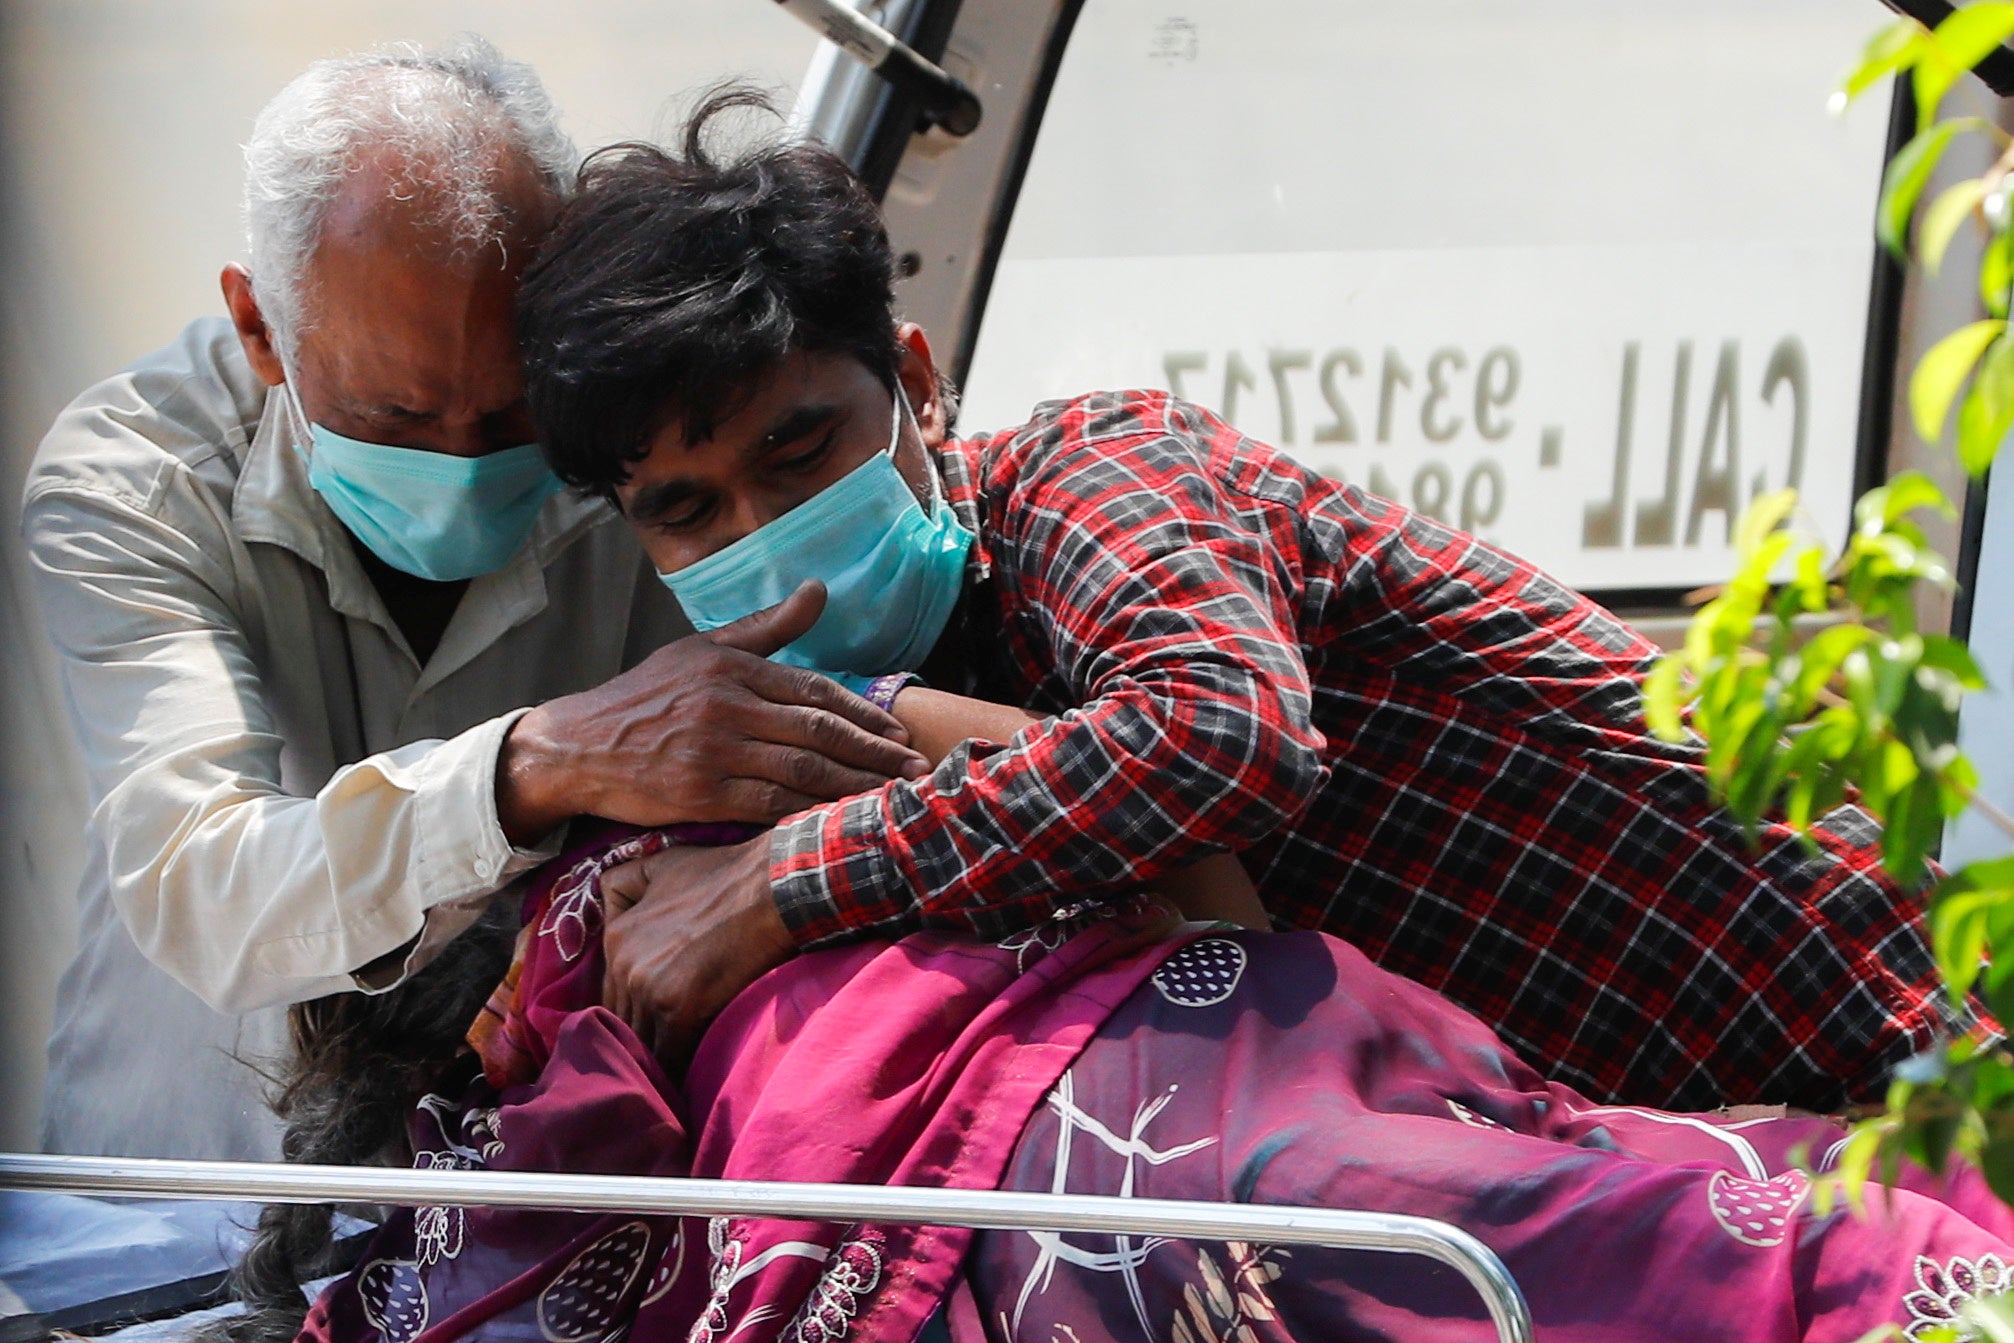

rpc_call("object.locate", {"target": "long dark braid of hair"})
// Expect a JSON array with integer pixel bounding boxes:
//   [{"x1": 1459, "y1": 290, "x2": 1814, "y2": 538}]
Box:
[{"x1": 209, "y1": 900, "x2": 519, "y2": 1343}]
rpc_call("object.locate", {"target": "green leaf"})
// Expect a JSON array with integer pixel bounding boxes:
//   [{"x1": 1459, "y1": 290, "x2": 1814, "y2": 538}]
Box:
[
  {"x1": 1882, "y1": 773, "x2": 1942, "y2": 883},
  {"x1": 1944, "y1": 752, "x2": 1984, "y2": 813},
  {"x1": 1983, "y1": 1099, "x2": 2014, "y2": 1206},
  {"x1": 1923, "y1": 177, "x2": 1991, "y2": 274},
  {"x1": 1707, "y1": 678, "x2": 1771, "y2": 793},
  {"x1": 1790, "y1": 544, "x2": 1831, "y2": 613},
  {"x1": 1934, "y1": 3, "x2": 2014, "y2": 77},
  {"x1": 1882, "y1": 119, "x2": 1994, "y2": 256},
  {"x1": 1964, "y1": 1291, "x2": 2014, "y2": 1343},
  {"x1": 1945, "y1": 854, "x2": 2014, "y2": 897},
  {"x1": 1736, "y1": 488, "x2": 1799, "y2": 558},
  {"x1": 1992, "y1": 966, "x2": 2014, "y2": 1033},
  {"x1": 1828, "y1": 1122, "x2": 1883, "y2": 1213},
  {"x1": 1985, "y1": 224, "x2": 2014, "y2": 317},
  {"x1": 1976, "y1": 1054, "x2": 2014, "y2": 1109},
  {"x1": 1896, "y1": 670, "x2": 1966, "y2": 769},
  {"x1": 1836, "y1": 17, "x2": 1929, "y2": 110},
  {"x1": 1916, "y1": 3, "x2": 2014, "y2": 131},
  {"x1": 1903, "y1": 1080, "x2": 1966, "y2": 1174},
  {"x1": 1934, "y1": 886, "x2": 1996, "y2": 998},
  {"x1": 1881, "y1": 469, "x2": 1959, "y2": 523},
  {"x1": 1917, "y1": 57, "x2": 1960, "y2": 134},
  {"x1": 1844, "y1": 646, "x2": 1881, "y2": 732},
  {"x1": 1727, "y1": 703, "x2": 1794, "y2": 836},
  {"x1": 1980, "y1": 940, "x2": 2014, "y2": 1022},
  {"x1": 1877, "y1": 635, "x2": 1926, "y2": 718},
  {"x1": 1782, "y1": 710, "x2": 1858, "y2": 832},
  {"x1": 1642, "y1": 655, "x2": 1687, "y2": 742},
  {"x1": 1912, "y1": 318, "x2": 2006, "y2": 442},
  {"x1": 1792, "y1": 624, "x2": 1875, "y2": 711},
  {"x1": 1963, "y1": 333, "x2": 2014, "y2": 474},
  {"x1": 1922, "y1": 632, "x2": 1991, "y2": 690},
  {"x1": 1984, "y1": 1135, "x2": 2014, "y2": 1222}
]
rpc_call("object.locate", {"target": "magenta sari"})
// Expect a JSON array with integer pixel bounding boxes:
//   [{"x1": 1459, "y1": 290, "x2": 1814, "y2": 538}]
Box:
[{"x1": 296, "y1": 821, "x2": 2014, "y2": 1343}]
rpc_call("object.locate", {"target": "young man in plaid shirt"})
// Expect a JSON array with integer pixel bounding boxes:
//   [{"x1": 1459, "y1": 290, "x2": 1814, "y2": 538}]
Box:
[{"x1": 509, "y1": 97, "x2": 1971, "y2": 1111}]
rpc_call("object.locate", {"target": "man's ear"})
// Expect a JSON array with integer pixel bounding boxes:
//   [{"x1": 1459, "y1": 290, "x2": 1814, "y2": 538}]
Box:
[
  {"x1": 220, "y1": 265, "x2": 288, "y2": 388},
  {"x1": 894, "y1": 323, "x2": 948, "y2": 447}
]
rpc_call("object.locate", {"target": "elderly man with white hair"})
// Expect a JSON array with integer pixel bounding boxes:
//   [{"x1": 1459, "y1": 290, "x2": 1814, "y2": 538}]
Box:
[{"x1": 21, "y1": 37, "x2": 926, "y2": 1160}]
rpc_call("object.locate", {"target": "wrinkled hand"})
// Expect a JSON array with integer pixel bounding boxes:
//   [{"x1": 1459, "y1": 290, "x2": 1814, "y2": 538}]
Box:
[
  {"x1": 599, "y1": 837, "x2": 792, "y2": 1069},
  {"x1": 498, "y1": 581, "x2": 927, "y2": 841}
]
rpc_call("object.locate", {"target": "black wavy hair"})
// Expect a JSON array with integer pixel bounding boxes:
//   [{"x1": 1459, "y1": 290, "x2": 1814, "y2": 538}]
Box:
[
  {"x1": 202, "y1": 904, "x2": 516, "y2": 1343},
  {"x1": 518, "y1": 86, "x2": 902, "y2": 499}
]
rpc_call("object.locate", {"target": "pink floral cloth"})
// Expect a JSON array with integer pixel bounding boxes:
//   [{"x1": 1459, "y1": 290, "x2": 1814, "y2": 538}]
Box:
[
  {"x1": 297, "y1": 822, "x2": 2014, "y2": 1343},
  {"x1": 297, "y1": 821, "x2": 1183, "y2": 1343}
]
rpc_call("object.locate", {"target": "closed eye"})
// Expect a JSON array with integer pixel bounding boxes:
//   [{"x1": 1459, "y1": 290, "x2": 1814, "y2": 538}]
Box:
[
  {"x1": 769, "y1": 429, "x2": 838, "y2": 476},
  {"x1": 626, "y1": 477, "x2": 716, "y2": 533},
  {"x1": 652, "y1": 494, "x2": 716, "y2": 533}
]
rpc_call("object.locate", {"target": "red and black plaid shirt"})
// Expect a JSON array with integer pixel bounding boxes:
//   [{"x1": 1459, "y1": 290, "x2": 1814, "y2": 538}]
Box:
[{"x1": 769, "y1": 389, "x2": 1968, "y2": 1111}]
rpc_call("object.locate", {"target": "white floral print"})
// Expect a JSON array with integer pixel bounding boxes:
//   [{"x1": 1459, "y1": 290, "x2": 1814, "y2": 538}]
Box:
[{"x1": 1904, "y1": 1252, "x2": 2011, "y2": 1340}]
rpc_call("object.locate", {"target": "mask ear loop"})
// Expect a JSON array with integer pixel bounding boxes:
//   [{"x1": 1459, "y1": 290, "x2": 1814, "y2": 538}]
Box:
[
  {"x1": 892, "y1": 386, "x2": 949, "y2": 515},
  {"x1": 275, "y1": 358, "x2": 320, "y2": 467}
]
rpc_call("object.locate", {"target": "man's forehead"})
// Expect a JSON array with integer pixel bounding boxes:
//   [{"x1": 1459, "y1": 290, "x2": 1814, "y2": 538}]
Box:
[
  {"x1": 293, "y1": 164, "x2": 544, "y2": 408},
  {"x1": 655, "y1": 352, "x2": 873, "y2": 452},
  {"x1": 291, "y1": 268, "x2": 522, "y2": 419},
  {"x1": 318, "y1": 143, "x2": 554, "y2": 256}
]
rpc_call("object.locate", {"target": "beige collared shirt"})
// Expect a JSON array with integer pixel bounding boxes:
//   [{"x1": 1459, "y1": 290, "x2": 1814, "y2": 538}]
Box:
[{"x1": 22, "y1": 317, "x2": 688, "y2": 1157}]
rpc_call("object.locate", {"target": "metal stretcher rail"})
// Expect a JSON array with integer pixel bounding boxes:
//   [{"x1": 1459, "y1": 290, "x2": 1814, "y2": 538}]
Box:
[{"x1": 0, "y1": 1153, "x2": 1531, "y2": 1343}]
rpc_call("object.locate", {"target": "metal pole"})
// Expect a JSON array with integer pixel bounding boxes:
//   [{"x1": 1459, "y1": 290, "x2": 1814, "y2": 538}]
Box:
[
  {"x1": 0, "y1": 1152, "x2": 1530, "y2": 1343},
  {"x1": 770, "y1": 0, "x2": 982, "y2": 135}
]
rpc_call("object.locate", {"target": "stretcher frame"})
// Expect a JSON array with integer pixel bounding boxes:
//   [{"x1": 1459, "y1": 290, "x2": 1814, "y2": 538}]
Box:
[{"x1": 0, "y1": 1152, "x2": 1532, "y2": 1343}]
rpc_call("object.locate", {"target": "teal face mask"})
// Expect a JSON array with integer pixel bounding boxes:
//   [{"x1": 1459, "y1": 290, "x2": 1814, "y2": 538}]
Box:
[
  {"x1": 662, "y1": 394, "x2": 974, "y2": 679},
  {"x1": 301, "y1": 416, "x2": 563, "y2": 583}
]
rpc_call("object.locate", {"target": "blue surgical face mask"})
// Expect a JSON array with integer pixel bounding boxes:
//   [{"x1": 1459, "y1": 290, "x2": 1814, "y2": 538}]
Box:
[
  {"x1": 294, "y1": 391, "x2": 563, "y2": 582},
  {"x1": 662, "y1": 393, "x2": 974, "y2": 679}
]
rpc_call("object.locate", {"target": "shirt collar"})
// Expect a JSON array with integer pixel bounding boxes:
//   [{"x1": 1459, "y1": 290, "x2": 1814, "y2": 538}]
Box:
[
  {"x1": 232, "y1": 381, "x2": 618, "y2": 674},
  {"x1": 933, "y1": 434, "x2": 992, "y2": 583}
]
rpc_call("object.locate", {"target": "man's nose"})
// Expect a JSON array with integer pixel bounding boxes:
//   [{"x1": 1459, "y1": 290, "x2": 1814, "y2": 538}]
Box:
[
  {"x1": 436, "y1": 417, "x2": 491, "y2": 459},
  {"x1": 718, "y1": 493, "x2": 797, "y2": 544},
  {"x1": 437, "y1": 412, "x2": 526, "y2": 458},
  {"x1": 722, "y1": 496, "x2": 771, "y2": 541}
]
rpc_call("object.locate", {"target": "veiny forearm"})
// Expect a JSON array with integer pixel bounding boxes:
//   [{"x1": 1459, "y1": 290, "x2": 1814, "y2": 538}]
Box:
[{"x1": 496, "y1": 699, "x2": 583, "y2": 848}]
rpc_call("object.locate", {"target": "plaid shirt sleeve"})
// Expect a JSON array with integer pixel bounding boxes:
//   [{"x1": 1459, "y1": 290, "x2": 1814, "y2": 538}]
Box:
[{"x1": 769, "y1": 397, "x2": 1330, "y2": 945}]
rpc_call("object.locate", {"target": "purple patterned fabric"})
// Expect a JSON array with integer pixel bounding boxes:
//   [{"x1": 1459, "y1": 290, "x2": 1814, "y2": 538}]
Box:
[
  {"x1": 297, "y1": 825, "x2": 2014, "y2": 1343},
  {"x1": 976, "y1": 930, "x2": 2014, "y2": 1342}
]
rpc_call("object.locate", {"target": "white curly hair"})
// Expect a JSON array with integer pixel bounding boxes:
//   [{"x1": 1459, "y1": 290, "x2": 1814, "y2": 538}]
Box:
[{"x1": 242, "y1": 34, "x2": 578, "y2": 362}]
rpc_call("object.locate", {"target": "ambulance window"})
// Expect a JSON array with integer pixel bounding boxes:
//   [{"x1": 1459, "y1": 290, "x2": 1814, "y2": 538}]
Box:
[{"x1": 956, "y1": 0, "x2": 1894, "y2": 601}]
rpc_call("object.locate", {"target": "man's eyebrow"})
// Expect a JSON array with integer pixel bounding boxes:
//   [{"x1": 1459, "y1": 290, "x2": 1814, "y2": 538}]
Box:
[
  {"x1": 338, "y1": 399, "x2": 431, "y2": 422},
  {"x1": 623, "y1": 401, "x2": 845, "y2": 521}
]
